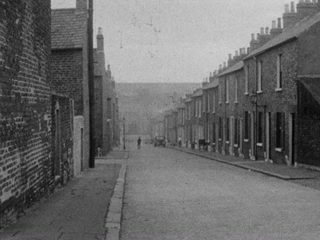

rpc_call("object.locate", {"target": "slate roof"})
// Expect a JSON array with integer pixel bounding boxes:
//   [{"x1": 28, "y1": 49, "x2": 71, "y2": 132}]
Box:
[
  {"x1": 218, "y1": 61, "x2": 244, "y2": 77},
  {"x1": 299, "y1": 78, "x2": 320, "y2": 105},
  {"x1": 245, "y1": 11, "x2": 320, "y2": 59},
  {"x1": 51, "y1": 8, "x2": 87, "y2": 50}
]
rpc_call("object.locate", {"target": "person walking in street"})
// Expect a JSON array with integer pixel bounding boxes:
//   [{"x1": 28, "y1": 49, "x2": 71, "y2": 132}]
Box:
[
  {"x1": 137, "y1": 136, "x2": 141, "y2": 149},
  {"x1": 178, "y1": 137, "x2": 182, "y2": 147}
]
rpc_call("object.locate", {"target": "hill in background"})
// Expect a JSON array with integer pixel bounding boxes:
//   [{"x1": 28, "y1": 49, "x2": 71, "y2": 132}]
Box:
[{"x1": 117, "y1": 82, "x2": 200, "y2": 135}]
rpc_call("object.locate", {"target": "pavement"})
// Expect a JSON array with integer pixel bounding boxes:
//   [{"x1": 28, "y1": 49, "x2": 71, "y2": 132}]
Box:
[
  {"x1": 0, "y1": 149, "x2": 128, "y2": 240},
  {"x1": 170, "y1": 146, "x2": 320, "y2": 180}
]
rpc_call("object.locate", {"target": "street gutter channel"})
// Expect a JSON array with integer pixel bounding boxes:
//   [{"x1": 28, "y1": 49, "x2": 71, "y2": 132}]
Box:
[
  {"x1": 169, "y1": 146, "x2": 316, "y2": 181},
  {"x1": 105, "y1": 163, "x2": 127, "y2": 240}
]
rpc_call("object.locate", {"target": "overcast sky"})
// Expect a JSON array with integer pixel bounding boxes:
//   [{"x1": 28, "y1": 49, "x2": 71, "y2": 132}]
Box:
[{"x1": 51, "y1": 0, "x2": 295, "y2": 83}]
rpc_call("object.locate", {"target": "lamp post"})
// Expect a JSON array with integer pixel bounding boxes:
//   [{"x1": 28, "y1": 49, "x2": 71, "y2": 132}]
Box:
[{"x1": 123, "y1": 117, "x2": 126, "y2": 150}]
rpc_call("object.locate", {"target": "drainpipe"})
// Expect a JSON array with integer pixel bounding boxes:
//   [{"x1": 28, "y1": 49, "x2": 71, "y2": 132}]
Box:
[{"x1": 88, "y1": 0, "x2": 95, "y2": 168}]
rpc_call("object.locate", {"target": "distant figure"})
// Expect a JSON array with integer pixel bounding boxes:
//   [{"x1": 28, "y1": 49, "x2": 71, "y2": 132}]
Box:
[
  {"x1": 137, "y1": 136, "x2": 141, "y2": 149},
  {"x1": 97, "y1": 148, "x2": 102, "y2": 157},
  {"x1": 178, "y1": 137, "x2": 182, "y2": 147}
]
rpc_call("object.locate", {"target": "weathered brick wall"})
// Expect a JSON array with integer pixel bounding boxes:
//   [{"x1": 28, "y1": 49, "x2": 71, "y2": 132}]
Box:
[
  {"x1": 94, "y1": 76, "x2": 103, "y2": 153},
  {"x1": 0, "y1": 0, "x2": 52, "y2": 227},
  {"x1": 51, "y1": 94, "x2": 74, "y2": 185},
  {"x1": 51, "y1": 50, "x2": 84, "y2": 116},
  {"x1": 296, "y1": 82, "x2": 320, "y2": 166},
  {"x1": 51, "y1": 48, "x2": 90, "y2": 170},
  {"x1": 244, "y1": 41, "x2": 298, "y2": 164}
]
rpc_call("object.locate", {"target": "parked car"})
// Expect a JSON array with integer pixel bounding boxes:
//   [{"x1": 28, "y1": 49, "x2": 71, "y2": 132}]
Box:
[{"x1": 154, "y1": 136, "x2": 166, "y2": 147}]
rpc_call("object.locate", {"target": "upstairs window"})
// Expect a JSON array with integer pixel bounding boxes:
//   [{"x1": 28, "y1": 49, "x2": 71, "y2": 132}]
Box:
[
  {"x1": 235, "y1": 77, "x2": 238, "y2": 103},
  {"x1": 257, "y1": 61, "x2": 262, "y2": 92},
  {"x1": 225, "y1": 78, "x2": 229, "y2": 103},
  {"x1": 207, "y1": 93, "x2": 211, "y2": 112},
  {"x1": 219, "y1": 85, "x2": 222, "y2": 103},
  {"x1": 245, "y1": 66, "x2": 249, "y2": 94},
  {"x1": 276, "y1": 54, "x2": 283, "y2": 90},
  {"x1": 212, "y1": 93, "x2": 216, "y2": 113}
]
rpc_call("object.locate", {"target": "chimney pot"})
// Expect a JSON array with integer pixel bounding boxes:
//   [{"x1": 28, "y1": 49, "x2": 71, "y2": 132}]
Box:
[
  {"x1": 291, "y1": 1, "x2": 295, "y2": 12},
  {"x1": 277, "y1": 18, "x2": 282, "y2": 28},
  {"x1": 219, "y1": 64, "x2": 222, "y2": 70},
  {"x1": 223, "y1": 62, "x2": 227, "y2": 68},
  {"x1": 98, "y1": 27, "x2": 102, "y2": 35},
  {"x1": 265, "y1": 27, "x2": 269, "y2": 35},
  {"x1": 247, "y1": 47, "x2": 250, "y2": 54},
  {"x1": 235, "y1": 50, "x2": 239, "y2": 56},
  {"x1": 272, "y1": 20, "x2": 277, "y2": 29},
  {"x1": 228, "y1": 54, "x2": 232, "y2": 60},
  {"x1": 260, "y1": 27, "x2": 265, "y2": 35},
  {"x1": 251, "y1": 33, "x2": 255, "y2": 40},
  {"x1": 285, "y1": 4, "x2": 290, "y2": 13}
]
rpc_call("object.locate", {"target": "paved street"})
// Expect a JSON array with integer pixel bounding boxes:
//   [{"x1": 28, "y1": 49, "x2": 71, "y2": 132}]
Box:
[{"x1": 121, "y1": 143, "x2": 320, "y2": 240}]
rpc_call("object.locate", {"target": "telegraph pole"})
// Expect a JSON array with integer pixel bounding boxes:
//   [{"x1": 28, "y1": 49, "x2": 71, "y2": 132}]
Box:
[{"x1": 88, "y1": 0, "x2": 95, "y2": 168}]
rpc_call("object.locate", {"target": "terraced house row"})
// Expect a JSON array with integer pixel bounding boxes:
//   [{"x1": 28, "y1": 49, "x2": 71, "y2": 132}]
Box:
[
  {"x1": 153, "y1": 0, "x2": 320, "y2": 169},
  {"x1": 0, "y1": 0, "x2": 119, "y2": 228}
]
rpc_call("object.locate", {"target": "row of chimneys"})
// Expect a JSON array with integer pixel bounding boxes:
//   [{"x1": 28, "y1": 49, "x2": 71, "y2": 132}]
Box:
[{"x1": 207, "y1": 0, "x2": 320, "y2": 82}]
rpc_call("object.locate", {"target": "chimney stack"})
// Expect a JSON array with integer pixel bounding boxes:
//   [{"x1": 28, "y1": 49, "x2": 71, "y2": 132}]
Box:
[
  {"x1": 97, "y1": 27, "x2": 104, "y2": 51},
  {"x1": 76, "y1": 0, "x2": 88, "y2": 12},
  {"x1": 250, "y1": 33, "x2": 260, "y2": 51},
  {"x1": 270, "y1": 18, "x2": 283, "y2": 38},
  {"x1": 107, "y1": 64, "x2": 112, "y2": 78},
  {"x1": 283, "y1": 2, "x2": 298, "y2": 29},
  {"x1": 297, "y1": 0, "x2": 319, "y2": 22}
]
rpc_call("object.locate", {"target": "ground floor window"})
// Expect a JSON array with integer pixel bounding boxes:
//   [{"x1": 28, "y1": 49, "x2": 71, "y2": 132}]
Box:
[
  {"x1": 226, "y1": 118, "x2": 230, "y2": 143},
  {"x1": 276, "y1": 112, "x2": 285, "y2": 150},
  {"x1": 234, "y1": 118, "x2": 239, "y2": 146},
  {"x1": 219, "y1": 117, "x2": 223, "y2": 140},
  {"x1": 244, "y1": 111, "x2": 249, "y2": 140},
  {"x1": 258, "y1": 112, "x2": 263, "y2": 145}
]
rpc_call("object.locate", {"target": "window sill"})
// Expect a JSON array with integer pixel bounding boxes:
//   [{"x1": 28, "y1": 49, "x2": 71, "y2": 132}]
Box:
[
  {"x1": 219, "y1": 139, "x2": 222, "y2": 142},
  {"x1": 275, "y1": 147, "x2": 283, "y2": 152},
  {"x1": 234, "y1": 101, "x2": 239, "y2": 104},
  {"x1": 234, "y1": 144, "x2": 238, "y2": 147},
  {"x1": 257, "y1": 143, "x2": 263, "y2": 147},
  {"x1": 257, "y1": 90, "x2": 263, "y2": 94},
  {"x1": 275, "y1": 88, "x2": 283, "y2": 92},
  {"x1": 225, "y1": 102, "x2": 229, "y2": 104},
  {"x1": 244, "y1": 139, "x2": 249, "y2": 143},
  {"x1": 226, "y1": 141, "x2": 230, "y2": 144},
  {"x1": 244, "y1": 92, "x2": 249, "y2": 96}
]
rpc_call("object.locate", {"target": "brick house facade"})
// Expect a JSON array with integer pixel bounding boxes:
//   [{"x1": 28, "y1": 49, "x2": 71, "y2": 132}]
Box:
[
  {"x1": 0, "y1": 0, "x2": 53, "y2": 227},
  {"x1": 51, "y1": 0, "x2": 90, "y2": 171}
]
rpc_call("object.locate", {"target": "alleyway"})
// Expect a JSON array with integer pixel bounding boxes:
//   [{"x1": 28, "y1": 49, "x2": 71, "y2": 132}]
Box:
[{"x1": 122, "y1": 142, "x2": 320, "y2": 240}]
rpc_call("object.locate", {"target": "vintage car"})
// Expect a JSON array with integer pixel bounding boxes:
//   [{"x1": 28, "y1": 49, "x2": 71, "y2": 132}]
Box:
[{"x1": 154, "y1": 136, "x2": 166, "y2": 147}]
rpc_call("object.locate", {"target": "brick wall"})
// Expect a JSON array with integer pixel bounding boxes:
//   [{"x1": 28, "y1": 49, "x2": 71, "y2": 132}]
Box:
[
  {"x1": 94, "y1": 76, "x2": 103, "y2": 153},
  {"x1": 51, "y1": 94, "x2": 74, "y2": 185},
  {"x1": 51, "y1": 48, "x2": 90, "y2": 170},
  {"x1": 244, "y1": 41, "x2": 298, "y2": 164},
  {"x1": 0, "y1": 0, "x2": 52, "y2": 228}
]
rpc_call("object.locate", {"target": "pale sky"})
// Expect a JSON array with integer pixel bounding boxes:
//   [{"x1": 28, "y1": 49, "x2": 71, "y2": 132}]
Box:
[{"x1": 51, "y1": 0, "x2": 296, "y2": 83}]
